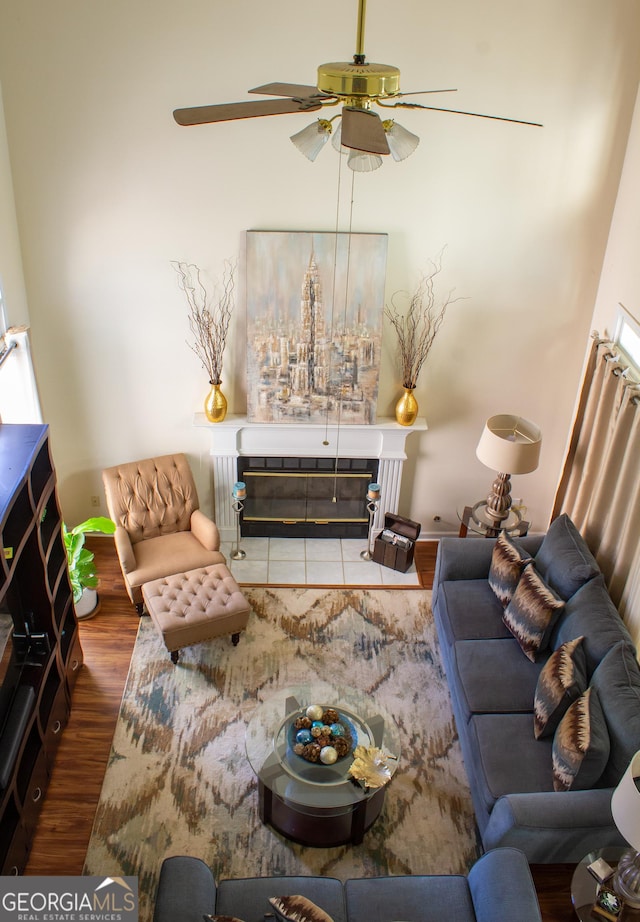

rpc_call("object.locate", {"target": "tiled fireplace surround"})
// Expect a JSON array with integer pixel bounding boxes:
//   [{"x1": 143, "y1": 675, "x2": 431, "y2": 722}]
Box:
[{"x1": 195, "y1": 414, "x2": 427, "y2": 585}]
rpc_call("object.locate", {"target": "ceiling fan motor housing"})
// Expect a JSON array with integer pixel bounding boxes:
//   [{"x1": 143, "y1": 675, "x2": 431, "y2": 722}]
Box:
[{"x1": 317, "y1": 61, "x2": 401, "y2": 105}]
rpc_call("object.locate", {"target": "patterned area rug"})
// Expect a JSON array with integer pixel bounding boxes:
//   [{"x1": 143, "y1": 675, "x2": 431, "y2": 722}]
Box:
[{"x1": 84, "y1": 589, "x2": 479, "y2": 922}]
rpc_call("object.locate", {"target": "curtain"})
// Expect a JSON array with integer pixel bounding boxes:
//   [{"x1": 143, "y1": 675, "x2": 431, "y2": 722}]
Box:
[{"x1": 552, "y1": 337, "x2": 640, "y2": 645}]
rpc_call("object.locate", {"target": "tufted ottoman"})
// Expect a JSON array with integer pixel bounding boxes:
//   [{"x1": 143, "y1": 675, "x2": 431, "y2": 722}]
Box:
[{"x1": 142, "y1": 563, "x2": 251, "y2": 663}]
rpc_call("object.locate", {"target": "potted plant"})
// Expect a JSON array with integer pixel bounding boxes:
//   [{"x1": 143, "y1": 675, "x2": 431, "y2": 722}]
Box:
[{"x1": 63, "y1": 516, "x2": 116, "y2": 619}]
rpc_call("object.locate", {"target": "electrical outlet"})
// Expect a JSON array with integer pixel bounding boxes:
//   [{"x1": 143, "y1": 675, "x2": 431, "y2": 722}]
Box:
[{"x1": 90, "y1": 495, "x2": 101, "y2": 507}]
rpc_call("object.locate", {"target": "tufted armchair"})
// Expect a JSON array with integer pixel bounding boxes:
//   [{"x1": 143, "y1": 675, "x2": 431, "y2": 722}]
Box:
[{"x1": 102, "y1": 453, "x2": 226, "y2": 612}]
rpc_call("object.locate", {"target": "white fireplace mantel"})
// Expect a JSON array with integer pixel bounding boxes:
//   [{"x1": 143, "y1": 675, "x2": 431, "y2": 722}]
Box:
[{"x1": 194, "y1": 413, "x2": 427, "y2": 535}]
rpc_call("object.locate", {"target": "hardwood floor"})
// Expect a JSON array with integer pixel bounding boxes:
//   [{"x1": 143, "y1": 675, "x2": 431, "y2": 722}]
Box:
[
  {"x1": 25, "y1": 538, "x2": 138, "y2": 875},
  {"x1": 25, "y1": 537, "x2": 575, "y2": 921}
]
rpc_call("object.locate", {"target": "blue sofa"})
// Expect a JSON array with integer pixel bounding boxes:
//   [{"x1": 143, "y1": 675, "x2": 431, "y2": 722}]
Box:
[
  {"x1": 153, "y1": 848, "x2": 542, "y2": 922},
  {"x1": 432, "y1": 513, "x2": 640, "y2": 863}
]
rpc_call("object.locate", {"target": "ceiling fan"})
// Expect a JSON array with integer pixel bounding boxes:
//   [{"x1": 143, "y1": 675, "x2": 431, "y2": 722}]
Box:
[{"x1": 173, "y1": 0, "x2": 542, "y2": 170}]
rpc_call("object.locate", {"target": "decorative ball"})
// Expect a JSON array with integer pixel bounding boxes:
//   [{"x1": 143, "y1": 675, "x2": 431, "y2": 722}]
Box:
[
  {"x1": 311, "y1": 726, "x2": 323, "y2": 738},
  {"x1": 311, "y1": 720, "x2": 324, "y2": 729},
  {"x1": 330, "y1": 723, "x2": 345, "y2": 737},
  {"x1": 306, "y1": 704, "x2": 324, "y2": 721},
  {"x1": 320, "y1": 746, "x2": 338, "y2": 765},
  {"x1": 320, "y1": 725, "x2": 331, "y2": 736},
  {"x1": 296, "y1": 729, "x2": 312, "y2": 745}
]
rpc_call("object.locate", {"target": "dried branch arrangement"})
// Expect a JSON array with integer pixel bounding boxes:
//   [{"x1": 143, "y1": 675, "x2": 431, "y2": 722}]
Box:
[
  {"x1": 384, "y1": 251, "x2": 459, "y2": 389},
  {"x1": 172, "y1": 260, "x2": 236, "y2": 385}
]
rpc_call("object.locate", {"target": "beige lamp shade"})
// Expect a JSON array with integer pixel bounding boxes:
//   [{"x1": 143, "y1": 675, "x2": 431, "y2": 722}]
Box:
[
  {"x1": 612, "y1": 750, "x2": 640, "y2": 850},
  {"x1": 476, "y1": 414, "x2": 542, "y2": 474}
]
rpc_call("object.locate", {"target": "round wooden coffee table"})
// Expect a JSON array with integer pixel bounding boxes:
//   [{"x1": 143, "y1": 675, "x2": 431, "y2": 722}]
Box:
[{"x1": 245, "y1": 685, "x2": 401, "y2": 847}]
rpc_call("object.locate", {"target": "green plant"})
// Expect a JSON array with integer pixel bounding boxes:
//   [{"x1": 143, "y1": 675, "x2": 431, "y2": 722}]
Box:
[{"x1": 63, "y1": 516, "x2": 116, "y2": 603}]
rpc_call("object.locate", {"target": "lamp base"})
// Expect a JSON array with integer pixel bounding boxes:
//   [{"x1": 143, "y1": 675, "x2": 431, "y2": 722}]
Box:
[
  {"x1": 613, "y1": 849, "x2": 640, "y2": 909},
  {"x1": 484, "y1": 471, "x2": 513, "y2": 521}
]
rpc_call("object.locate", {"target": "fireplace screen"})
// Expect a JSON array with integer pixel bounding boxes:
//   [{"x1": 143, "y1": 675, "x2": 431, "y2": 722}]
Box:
[{"x1": 237, "y1": 457, "x2": 378, "y2": 539}]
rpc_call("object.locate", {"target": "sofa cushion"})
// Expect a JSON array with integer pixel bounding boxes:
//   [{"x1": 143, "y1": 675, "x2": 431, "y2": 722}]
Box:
[
  {"x1": 590, "y1": 640, "x2": 640, "y2": 787},
  {"x1": 435, "y1": 580, "x2": 512, "y2": 648},
  {"x1": 552, "y1": 687, "x2": 609, "y2": 792},
  {"x1": 466, "y1": 713, "x2": 554, "y2": 815},
  {"x1": 534, "y1": 514, "x2": 600, "y2": 601},
  {"x1": 216, "y1": 879, "x2": 346, "y2": 922},
  {"x1": 551, "y1": 576, "x2": 634, "y2": 675},
  {"x1": 534, "y1": 637, "x2": 587, "y2": 739},
  {"x1": 269, "y1": 895, "x2": 334, "y2": 922},
  {"x1": 344, "y1": 876, "x2": 475, "y2": 922},
  {"x1": 488, "y1": 533, "x2": 533, "y2": 607},
  {"x1": 453, "y1": 639, "x2": 544, "y2": 718},
  {"x1": 503, "y1": 564, "x2": 565, "y2": 662}
]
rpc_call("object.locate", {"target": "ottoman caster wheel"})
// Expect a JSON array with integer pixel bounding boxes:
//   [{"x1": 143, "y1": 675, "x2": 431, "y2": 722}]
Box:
[
  {"x1": 170, "y1": 650, "x2": 180, "y2": 664},
  {"x1": 231, "y1": 632, "x2": 240, "y2": 646}
]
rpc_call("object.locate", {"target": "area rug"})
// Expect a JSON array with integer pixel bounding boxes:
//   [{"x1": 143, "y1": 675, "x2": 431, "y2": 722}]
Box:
[{"x1": 84, "y1": 589, "x2": 479, "y2": 922}]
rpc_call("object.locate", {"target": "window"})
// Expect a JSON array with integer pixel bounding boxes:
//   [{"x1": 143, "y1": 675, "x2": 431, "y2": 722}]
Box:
[
  {"x1": 0, "y1": 285, "x2": 42, "y2": 423},
  {"x1": 614, "y1": 303, "x2": 640, "y2": 377}
]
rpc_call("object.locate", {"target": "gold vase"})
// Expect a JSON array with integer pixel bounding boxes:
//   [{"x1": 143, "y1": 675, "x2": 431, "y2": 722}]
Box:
[
  {"x1": 204, "y1": 381, "x2": 227, "y2": 423},
  {"x1": 395, "y1": 386, "x2": 419, "y2": 426}
]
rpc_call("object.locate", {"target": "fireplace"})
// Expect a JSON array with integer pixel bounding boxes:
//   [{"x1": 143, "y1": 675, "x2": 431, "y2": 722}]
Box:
[
  {"x1": 237, "y1": 456, "x2": 378, "y2": 538},
  {"x1": 195, "y1": 414, "x2": 427, "y2": 542}
]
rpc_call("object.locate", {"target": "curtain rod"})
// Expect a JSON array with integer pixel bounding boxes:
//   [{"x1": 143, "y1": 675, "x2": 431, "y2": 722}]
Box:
[{"x1": 0, "y1": 339, "x2": 17, "y2": 371}]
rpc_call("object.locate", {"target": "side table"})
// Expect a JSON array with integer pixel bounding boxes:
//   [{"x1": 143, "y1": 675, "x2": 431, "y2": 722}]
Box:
[
  {"x1": 457, "y1": 502, "x2": 530, "y2": 538},
  {"x1": 571, "y1": 848, "x2": 639, "y2": 921}
]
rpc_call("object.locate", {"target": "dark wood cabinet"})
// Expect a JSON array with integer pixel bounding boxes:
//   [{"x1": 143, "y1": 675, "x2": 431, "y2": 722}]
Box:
[{"x1": 0, "y1": 423, "x2": 83, "y2": 874}]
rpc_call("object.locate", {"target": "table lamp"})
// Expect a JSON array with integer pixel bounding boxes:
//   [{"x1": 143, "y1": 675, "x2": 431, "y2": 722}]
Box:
[
  {"x1": 611, "y1": 749, "x2": 640, "y2": 908},
  {"x1": 474, "y1": 414, "x2": 542, "y2": 526}
]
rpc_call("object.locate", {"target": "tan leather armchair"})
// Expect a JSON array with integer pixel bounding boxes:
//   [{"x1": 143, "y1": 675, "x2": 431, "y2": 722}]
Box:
[{"x1": 102, "y1": 453, "x2": 225, "y2": 611}]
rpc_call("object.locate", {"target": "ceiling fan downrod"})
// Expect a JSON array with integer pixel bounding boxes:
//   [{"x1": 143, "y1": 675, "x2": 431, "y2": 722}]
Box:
[{"x1": 354, "y1": 0, "x2": 367, "y2": 64}]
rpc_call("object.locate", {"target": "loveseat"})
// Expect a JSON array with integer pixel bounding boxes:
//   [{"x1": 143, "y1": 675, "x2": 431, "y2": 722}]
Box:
[
  {"x1": 153, "y1": 848, "x2": 542, "y2": 922},
  {"x1": 432, "y1": 513, "x2": 640, "y2": 863}
]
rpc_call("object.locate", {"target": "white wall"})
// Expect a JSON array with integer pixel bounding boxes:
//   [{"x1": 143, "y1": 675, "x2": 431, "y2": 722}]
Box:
[
  {"x1": 0, "y1": 0, "x2": 639, "y2": 530},
  {"x1": 592, "y1": 82, "x2": 640, "y2": 337},
  {"x1": 0, "y1": 86, "x2": 29, "y2": 328}
]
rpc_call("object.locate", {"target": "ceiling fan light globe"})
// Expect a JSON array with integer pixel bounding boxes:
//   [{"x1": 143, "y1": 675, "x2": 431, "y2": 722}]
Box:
[
  {"x1": 290, "y1": 119, "x2": 332, "y2": 161},
  {"x1": 347, "y1": 150, "x2": 383, "y2": 172},
  {"x1": 383, "y1": 119, "x2": 420, "y2": 161}
]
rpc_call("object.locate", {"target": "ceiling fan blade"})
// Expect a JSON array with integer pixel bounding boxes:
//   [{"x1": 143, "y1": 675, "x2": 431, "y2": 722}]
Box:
[
  {"x1": 341, "y1": 107, "x2": 390, "y2": 154},
  {"x1": 174, "y1": 96, "x2": 323, "y2": 127},
  {"x1": 249, "y1": 82, "x2": 331, "y2": 99},
  {"x1": 389, "y1": 100, "x2": 543, "y2": 127}
]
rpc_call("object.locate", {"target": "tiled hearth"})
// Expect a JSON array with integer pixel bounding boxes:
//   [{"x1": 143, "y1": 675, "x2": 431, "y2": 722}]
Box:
[{"x1": 220, "y1": 537, "x2": 420, "y2": 586}]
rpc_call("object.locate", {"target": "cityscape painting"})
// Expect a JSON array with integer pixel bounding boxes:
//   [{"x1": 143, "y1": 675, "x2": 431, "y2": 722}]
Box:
[{"x1": 246, "y1": 230, "x2": 388, "y2": 425}]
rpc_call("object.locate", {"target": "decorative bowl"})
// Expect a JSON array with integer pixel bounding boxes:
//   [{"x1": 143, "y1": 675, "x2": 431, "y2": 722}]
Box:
[{"x1": 288, "y1": 705, "x2": 355, "y2": 765}]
